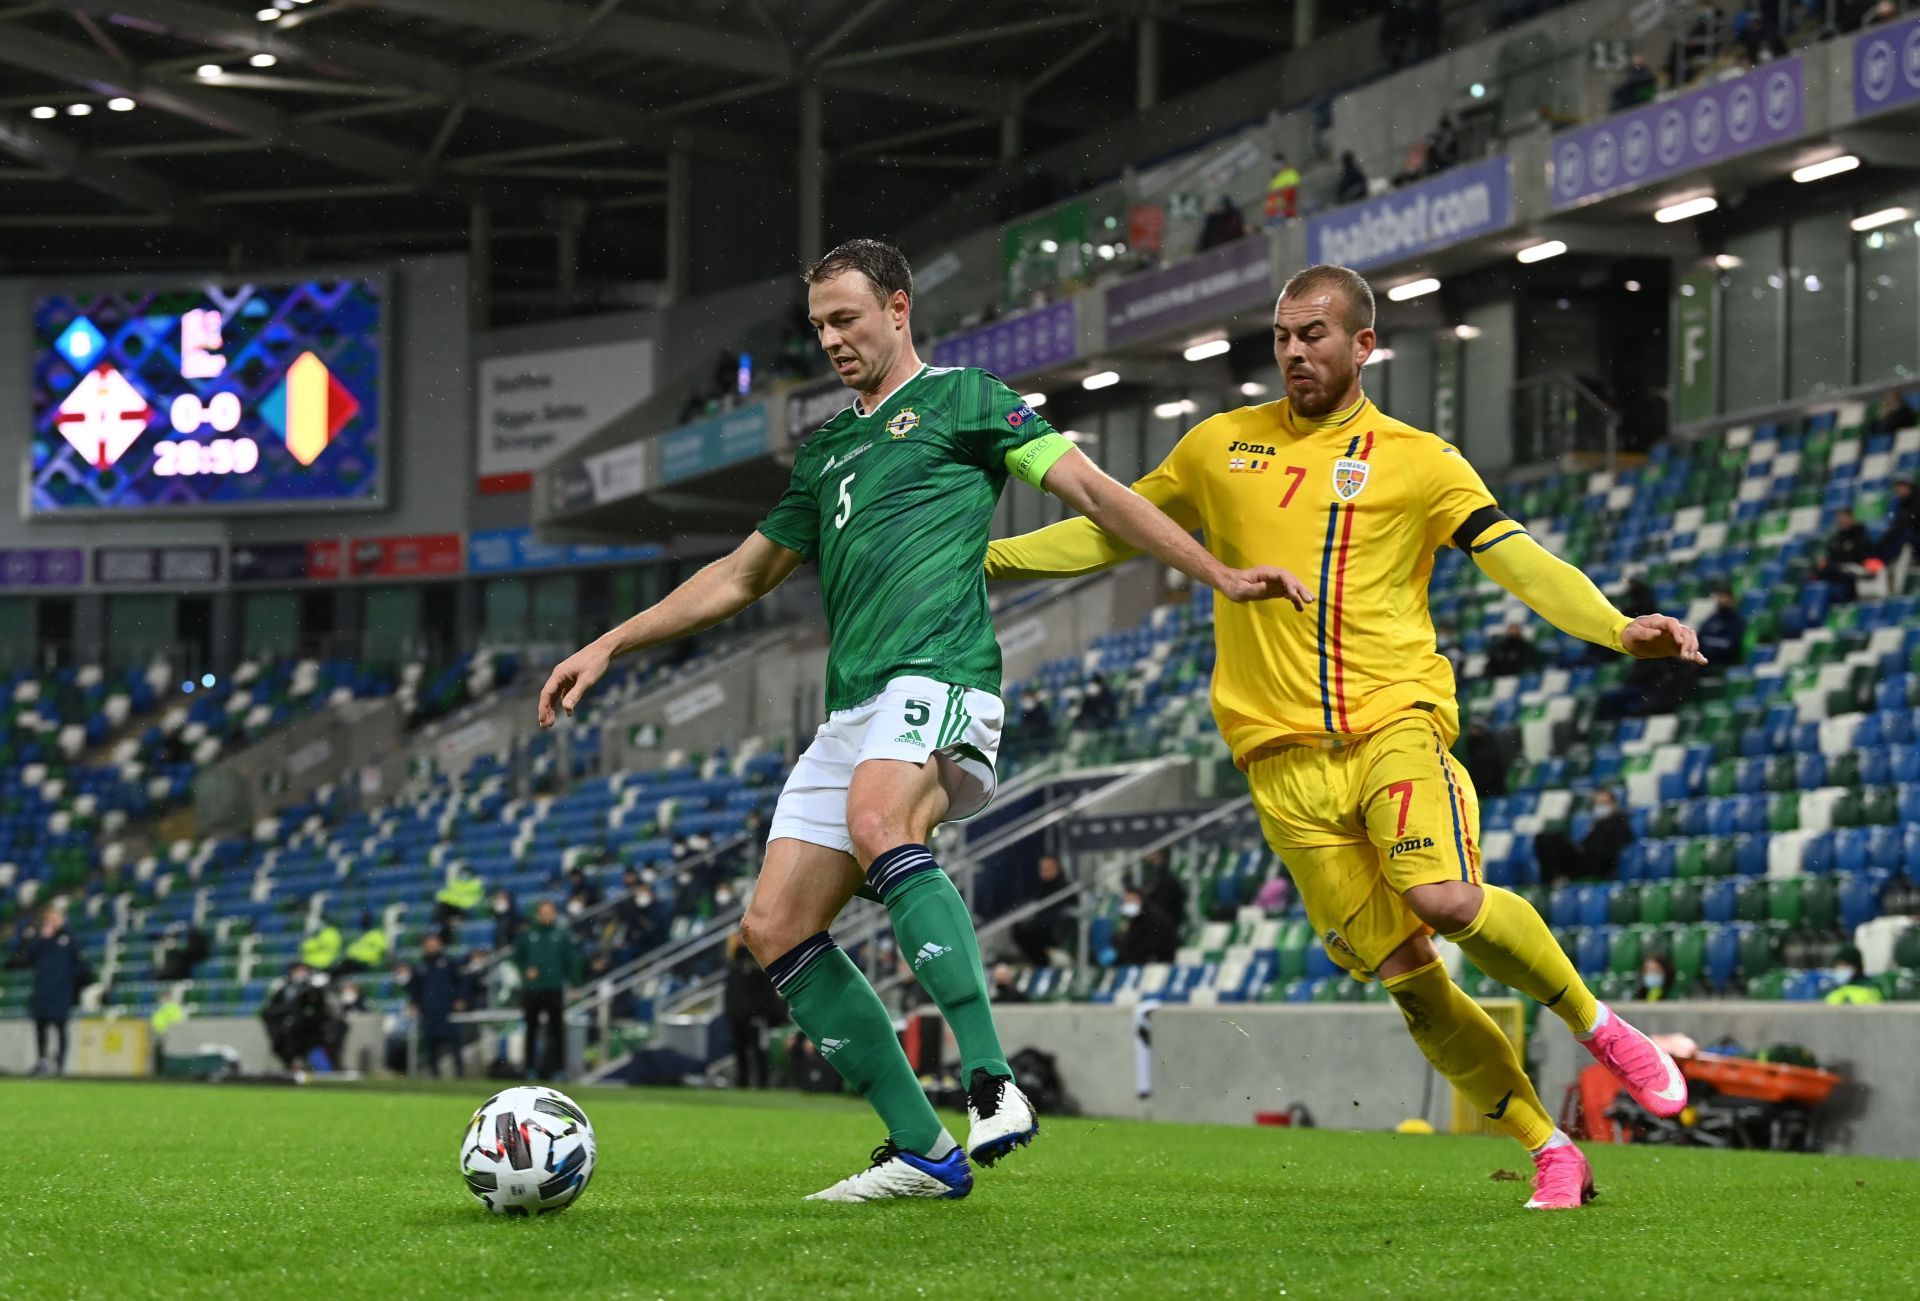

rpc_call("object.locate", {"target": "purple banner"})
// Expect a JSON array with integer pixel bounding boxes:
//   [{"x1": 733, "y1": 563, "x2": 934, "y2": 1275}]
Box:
[
  {"x1": 1103, "y1": 235, "x2": 1271, "y2": 347},
  {"x1": 0, "y1": 548, "x2": 84, "y2": 588},
  {"x1": 1550, "y1": 57, "x2": 1804, "y2": 210},
  {"x1": 930, "y1": 300, "x2": 1079, "y2": 378},
  {"x1": 1307, "y1": 157, "x2": 1512, "y2": 271},
  {"x1": 1855, "y1": 15, "x2": 1920, "y2": 117}
]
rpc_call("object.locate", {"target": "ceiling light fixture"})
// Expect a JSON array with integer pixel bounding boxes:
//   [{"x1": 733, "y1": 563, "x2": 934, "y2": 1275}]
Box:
[
  {"x1": 1387, "y1": 277, "x2": 1440, "y2": 302},
  {"x1": 1516, "y1": 239, "x2": 1567, "y2": 264},
  {"x1": 1851, "y1": 206, "x2": 1910, "y2": 232},
  {"x1": 1791, "y1": 154, "x2": 1860, "y2": 184},
  {"x1": 1655, "y1": 194, "x2": 1718, "y2": 223},
  {"x1": 1183, "y1": 338, "x2": 1231, "y2": 362},
  {"x1": 1081, "y1": 370, "x2": 1120, "y2": 391}
]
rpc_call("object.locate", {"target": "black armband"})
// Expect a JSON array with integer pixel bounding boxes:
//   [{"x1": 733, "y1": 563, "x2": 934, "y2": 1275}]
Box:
[{"x1": 1451, "y1": 505, "x2": 1512, "y2": 551}]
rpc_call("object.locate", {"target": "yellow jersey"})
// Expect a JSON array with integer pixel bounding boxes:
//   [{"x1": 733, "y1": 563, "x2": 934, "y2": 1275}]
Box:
[{"x1": 985, "y1": 394, "x2": 1508, "y2": 763}]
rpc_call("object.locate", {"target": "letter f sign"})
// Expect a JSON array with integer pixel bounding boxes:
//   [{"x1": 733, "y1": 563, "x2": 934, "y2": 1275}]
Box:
[{"x1": 1683, "y1": 323, "x2": 1706, "y2": 387}]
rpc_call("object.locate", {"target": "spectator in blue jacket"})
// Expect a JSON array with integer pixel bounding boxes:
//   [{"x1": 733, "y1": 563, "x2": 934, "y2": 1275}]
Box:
[
  {"x1": 1696, "y1": 587, "x2": 1746, "y2": 669},
  {"x1": 10, "y1": 905, "x2": 92, "y2": 1075},
  {"x1": 407, "y1": 932, "x2": 466, "y2": 1078}
]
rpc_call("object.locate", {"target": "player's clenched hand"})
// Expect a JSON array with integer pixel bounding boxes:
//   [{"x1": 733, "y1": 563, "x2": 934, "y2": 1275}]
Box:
[
  {"x1": 1621, "y1": 613, "x2": 1707, "y2": 665},
  {"x1": 538, "y1": 643, "x2": 612, "y2": 728},
  {"x1": 1214, "y1": 565, "x2": 1316, "y2": 610}
]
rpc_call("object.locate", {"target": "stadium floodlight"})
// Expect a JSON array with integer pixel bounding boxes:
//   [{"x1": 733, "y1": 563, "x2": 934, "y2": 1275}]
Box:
[
  {"x1": 1363, "y1": 348, "x2": 1394, "y2": 367},
  {"x1": 1791, "y1": 154, "x2": 1859, "y2": 184},
  {"x1": 1039, "y1": 239, "x2": 1059, "y2": 254},
  {"x1": 1851, "y1": 206, "x2": 1910, "y2": 232},
  {"x1": 1386, "y1": 277, "x2": 1440, "y2": 302},
  {"x1": 256, "y1": 6, "x2": 279, "y2": 18},
  {"x1": 1712, "y1": 253, "x2": 1743, "y2": 269},
  {"x1": 1453, "y1": 324, "x2": 1483, "y2": 340},
  {"x1": 1183, "y1": 337, "x2": 1231, "y2": 362},
  {"x1": 1516, "y1": 239, "x2": 1567, "y2": 264},
  {"x1": 250, "y1": 52, "x2": 278, "y2": 67},
  {"x1": 1239, "y1": 381, "x2": 1269, "y2": 396},
  {"x1": 1153, "y1": 399, "x2": 1198, "y2": 419},
  {"x1": 107, "y1": 97, "x2": 135, "y2": 111},
  {"x1": 1021, "y1": 392, "x2": 1047, "y2": 408},
  {"x1": 67, "y1": 103, "x2": 92, "y2": 116},
  {"x1": 30, "y1": 105, "x2": 56, "y2": 119},
  {"x1": 197, "y1": 63, "x2": 222, "y2": 77},
  {"x1": 1081, "y1": 370, "x2": 1120, "y2": 390},
  {"x1": 1654, "y1": 195, "x2": 1718, "y2": 223},
  {"x1": 1625, "y1": 279, "x2": 1642, "y2": 292}
]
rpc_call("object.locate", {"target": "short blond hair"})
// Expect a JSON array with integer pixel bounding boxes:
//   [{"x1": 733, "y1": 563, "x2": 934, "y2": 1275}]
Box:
[{"x1": 1279, "y1": 264, "x2": 1375, "y2": 333}]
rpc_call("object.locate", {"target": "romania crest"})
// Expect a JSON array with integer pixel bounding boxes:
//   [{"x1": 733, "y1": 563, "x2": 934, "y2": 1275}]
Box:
[{"x1": 1332, "y1": 457, "x2": 1370, "y2": 501}]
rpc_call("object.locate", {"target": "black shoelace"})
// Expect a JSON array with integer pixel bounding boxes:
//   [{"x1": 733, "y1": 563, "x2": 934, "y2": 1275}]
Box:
[
  {"x1": 967, "y1": 1067, "x2": 1007, "y2": 1118},
  {"x1": 866, "y1": 1140, "x2": 902, "y2": 1168}
]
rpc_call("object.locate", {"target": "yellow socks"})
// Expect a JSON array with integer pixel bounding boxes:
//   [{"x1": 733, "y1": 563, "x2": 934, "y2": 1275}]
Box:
[
  {"x1": 1445, "y1": 884, "x2": 1599, "y2": 1035},
  {"x1": 1383, "y1": 958, "x2": 1555, "y2": 1151}
]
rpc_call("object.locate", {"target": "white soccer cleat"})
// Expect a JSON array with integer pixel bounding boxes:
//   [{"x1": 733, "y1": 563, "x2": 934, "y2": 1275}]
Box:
[
  {"x1": 805, "y1": 1141, "x2": 973, "y2": 1202},
  {"x1": 965, "y1": 1068, "x2": 1040, "y2": 1166}
]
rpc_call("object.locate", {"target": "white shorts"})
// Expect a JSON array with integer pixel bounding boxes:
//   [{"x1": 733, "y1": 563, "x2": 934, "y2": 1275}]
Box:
[{"x1": 768, "y1": 675, "x2": 1005, "y2": 856}]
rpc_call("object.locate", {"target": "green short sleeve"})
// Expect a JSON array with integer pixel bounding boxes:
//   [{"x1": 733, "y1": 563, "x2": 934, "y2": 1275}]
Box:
[
  {"x1": 1005, "y1": 431, "x2": 1076, "y2": 489},
  {"x1": 757, "y1": 477, "x2": 818, "y2": 560}
]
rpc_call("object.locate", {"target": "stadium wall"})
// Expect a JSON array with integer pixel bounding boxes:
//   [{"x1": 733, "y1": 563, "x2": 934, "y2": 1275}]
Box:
[{"x1": 993, "y1": 1003, "x2": 1920, "y2": 1159}]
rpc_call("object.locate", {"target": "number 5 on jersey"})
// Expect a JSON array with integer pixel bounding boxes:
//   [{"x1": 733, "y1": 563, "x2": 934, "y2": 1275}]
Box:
[{"x1": 834, "y1": 471, "x2": 857, "y2": 529}]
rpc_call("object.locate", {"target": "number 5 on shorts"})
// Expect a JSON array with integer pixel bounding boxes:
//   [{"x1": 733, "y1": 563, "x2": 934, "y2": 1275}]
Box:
[{"x1": 904, "y1": 699, "x2": 931, "y2": 726}]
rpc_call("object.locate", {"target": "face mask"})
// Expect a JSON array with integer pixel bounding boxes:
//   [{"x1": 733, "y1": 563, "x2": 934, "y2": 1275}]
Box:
[
  {"x1": 493, "y1": 900, "x2": 509, "y2": 914},
  {"x1": 1120, "y1": 901, "x2": 1142, "y2": 919},
  {"x1": 567, "y1": 900, "x2": 585, "y2": 917},
  {"x1": 635, "y1": 894, "x2": 653, "y2": 909},
  {"x1": 1642, "y1": 970, "x2": 1664, "y2": 991},
  {"x1": 715, "y1": 891, "x2": 734, "y2": 907},
  {"x1": 1835, "y1": 966, "x2": 1857, "y2": 985}
]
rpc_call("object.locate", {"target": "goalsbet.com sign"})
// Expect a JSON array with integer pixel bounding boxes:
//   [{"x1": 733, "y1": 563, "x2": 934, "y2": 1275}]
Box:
[{"x1": 1305, "y1": 157, "x2": 1513, "y2": 273}]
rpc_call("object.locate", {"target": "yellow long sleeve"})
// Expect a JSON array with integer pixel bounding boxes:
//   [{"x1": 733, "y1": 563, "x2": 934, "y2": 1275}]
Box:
[
  {"x1": 1469, "y1": 527, "x2": 1631, "y2": 653},
  {"x1": 984, "y1": 449, "x2": 1198, "y2": 580}
]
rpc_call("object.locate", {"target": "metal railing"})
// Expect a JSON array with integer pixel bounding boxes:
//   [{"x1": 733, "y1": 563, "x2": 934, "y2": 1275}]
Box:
[{"x1": 1511, "y1": 372, "x2": 1621, "y2": 469}]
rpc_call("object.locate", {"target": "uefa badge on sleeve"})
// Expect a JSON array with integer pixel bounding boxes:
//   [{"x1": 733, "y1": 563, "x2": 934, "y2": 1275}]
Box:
[{"x1": 1333, "y1": 458, "x2": 1370, "y2": 501}]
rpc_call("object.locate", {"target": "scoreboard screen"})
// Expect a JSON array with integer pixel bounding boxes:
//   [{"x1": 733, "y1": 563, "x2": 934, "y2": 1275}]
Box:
[{"x1": 30, "y1": 277, "x2": 385, "y2": 516}]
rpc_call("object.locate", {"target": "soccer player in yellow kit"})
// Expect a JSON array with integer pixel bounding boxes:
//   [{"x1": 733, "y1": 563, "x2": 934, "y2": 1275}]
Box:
[{"x1": 986, "y1": 264, "x2": 1705, "y2": 1209}]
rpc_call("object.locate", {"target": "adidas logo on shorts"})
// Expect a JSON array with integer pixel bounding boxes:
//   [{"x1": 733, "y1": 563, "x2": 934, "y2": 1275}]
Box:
[
  {"x1": 818, "y1": 1037, "x2": 850, "y2": 1058},
  {"x1": 894, "y1": 728, "x2": 926, "y2": 746},
  {"x1": 912, "y1": 941, "x2": 952, "y2": 970}
]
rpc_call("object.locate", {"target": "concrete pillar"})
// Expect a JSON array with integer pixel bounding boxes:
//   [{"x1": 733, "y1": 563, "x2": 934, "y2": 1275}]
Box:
[
  {"x1": 468, "y1": 201, "x2": 492, "y2": 334},
  {"x1": 799, "y1": 82, "x2": 825, "y2": 263},
  {"x1": 1000, "y1": 112, "x2": 1022, "y2": 163},
  {"x1": 665, "y1": 146, "x2": 692, "y2": 303},
  {"x1": 1136, "y1": 13, "x2": 1160, "y2": 113}
]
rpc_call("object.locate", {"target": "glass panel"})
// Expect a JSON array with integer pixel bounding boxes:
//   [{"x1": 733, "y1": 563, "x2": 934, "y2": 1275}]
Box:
[
  {"x1": 1788, "y1": 212, "x2": 1849, "y2": 398},
  {"x1": 1720, "y1": 227, "x2": 1784, "y2": 412},
  {"x1": 242, "y1": 592, "x2": 298, "y2": 660},
  {"x1": 1858, "y1": 203, "x2": 1920, "y2": 385},
  {"x1": 532, "y1": 574, "x2": 581, "y2": 643},
  {"x1": 106, "y1": 594, "x2": 171, "y2": 670},
  {"x1": 483, "y1": 578, "x2": 529, "y2": 646},
  {"x1": 362, "y1": 586, "x2": 422, "y2": 667}
]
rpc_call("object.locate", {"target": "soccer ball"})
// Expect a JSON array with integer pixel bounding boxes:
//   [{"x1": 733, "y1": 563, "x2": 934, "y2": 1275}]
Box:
[{"x1": 459, "y1": 1085, "x2": 597, "y2": 1216}]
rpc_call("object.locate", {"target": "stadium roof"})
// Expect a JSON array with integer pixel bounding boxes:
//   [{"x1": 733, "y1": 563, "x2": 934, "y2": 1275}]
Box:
[{"x1": 0, "y1": 0, "x2": 1326, "y2": 317}]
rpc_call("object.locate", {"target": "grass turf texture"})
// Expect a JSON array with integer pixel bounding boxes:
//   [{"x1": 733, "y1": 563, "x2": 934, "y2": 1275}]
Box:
[{"x1": 4, "y1": 1079, "x2": 1914, "y2": 1299}]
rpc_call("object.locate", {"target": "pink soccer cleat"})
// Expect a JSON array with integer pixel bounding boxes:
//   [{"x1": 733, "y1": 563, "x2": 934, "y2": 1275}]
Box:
[
  {"x1": 1580, "y1": 1002, "x2": 1689, "y2": 1119},
  {"x1": 1526, "y1": 1141, "x2": 1596, "y2": 1210}
]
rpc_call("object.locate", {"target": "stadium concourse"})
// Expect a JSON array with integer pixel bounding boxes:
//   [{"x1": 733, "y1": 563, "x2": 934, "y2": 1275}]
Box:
[{"x1": 7, "y1": 0, "x2": 1920, "y2": 1287}]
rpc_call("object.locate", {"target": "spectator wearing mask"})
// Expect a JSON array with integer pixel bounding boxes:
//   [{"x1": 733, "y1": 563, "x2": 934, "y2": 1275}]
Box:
[
  {"x1": 565, "y1": 867, "x2": 603, "y2": 909},
  {"x1": 1871, "y1": 388, "x2": 1917, "y2": 436},
  {"x1": 1113, "y1": 886, "x2": 1180, "y2": 966},
  {"x1": 1486, "y1": 622, "x2": 1542, "y2": 677},
  {"x1": 409, "y1": 932, "x2": 466, "y2": 1077},
  {"x1": 1018, "y1": 689, "x2": 1053, "y2": 736},
  {"x1": 1696, "y1": 587, "x2": 1746, "y2": 668},
  {"x1": 1011, "y1": 854, "x2": 1075, "y2": 968},
  {"x1": 990, "y1": 963, "x2": 1029, "y2": 1004},
  {"x1": 1829, "y1": 507, "x2": 1876, "y2": 567},
  {"x1": 10, "y1": 905, "x2": 91, "y2": 1076},
  {"x1": 1825, "y1": 946, "x2": 1883, "y2": 1005},
  {"x1": 1634, "y1": 955, "x2": 1677, "y2": 1002},
  {"x1": 1536, "y1": 789, "x2": 1637, "y2": 886},
  {"x1": 1811, "y1": 548, "x2": 1860, "y2": 605},
  {"x1": 1077, "y1": 673, "x2": 1118, "y2": 730},
  {"x1": 1335, "y1": 151, "x2": 1369, "y2": 204},
  {"x1": 722, "y1": 933, "x2": 783, "y2": 1089},
  {"x1": 617, "y1": 876, "x2": 664, "y2": 958},
  {"x1": 513, "y1": 900, "x2": 582, "y2": 1080},
  {"x1": 490, "y1": 890, "x2": 522, "y2": 951}
]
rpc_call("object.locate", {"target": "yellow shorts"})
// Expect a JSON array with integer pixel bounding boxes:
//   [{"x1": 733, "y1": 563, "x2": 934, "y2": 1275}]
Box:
[{"x1": 1245, "y1": 711, "x2": 1482, "y2": 979}]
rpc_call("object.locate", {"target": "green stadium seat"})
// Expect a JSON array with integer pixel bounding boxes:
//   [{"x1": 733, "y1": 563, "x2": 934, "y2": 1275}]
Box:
[
  {"x1": 1876, "y1": 969, "x2": 1920, "y2": 1001},
  {"x1": 1893, "y1": 927, "x2": 1920, "y2": 971},
  {"x1": 1764, "y1": 756, "x2": 1797, "y2": 793},
  {"x1": 1738, "y1": 924, "x2": 1783, "y2": 980},
  {"x1": 1652, "y1": 804, "x2": 1684, "y2": 838},
  {"x1": 1669, "y1": 881, "x2": 1703, "y2": 925},
  {"x1": 1675, "y1": 839, "x2": 1708, "y2": 880},
  {"x1": 1766, "y1": 878, "x2": 1803, "y2": 927},
  {"x1": 1640, "y1": 881, "x2": 1672, "y2": 926},
  {"x1": 1276, "y1": 920, "x2": 1312, "y2": 982},
  {"x1": 1734, "y1": 879, "x2": 1769, "y2": 922},
  {"x1": 1607, "y1": 884, "x2": 1639, "y2": 926},
  {"x1": 1767, "y1": 793, "x2": 1801, "y2": 832},
  {"x1": 1827, "y1": 752, "x2": 1860, "y2": 788},
  {"x1": 1703, "y1": 837, "x2": 1737, "y2": 877},
  {"x1": 1607, "y1": 927, "x2": 1642, "y2": 976},
  {"x1": 1828, "y1": 790, "x2": 1862, "y2": 829},
  {"x1": 1745, "y1": 968, "x2": 1791, "y2": 1000},
  {"x1": 1860, "y1": 785, "x2": 1897, "y2": 827},
  {"x1": 1636, "y1": 924, "x2": 1673, "y2": 966},
  {"x1": 1802, "y1": 877, "x2": 1837, "y2": 932},
  {"x1": 1673, "y1": 925, "x2": 1709, "y2": 987}
]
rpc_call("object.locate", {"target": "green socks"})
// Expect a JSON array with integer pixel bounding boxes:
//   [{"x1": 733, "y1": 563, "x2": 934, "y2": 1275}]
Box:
[
  {"x1": 766, "y1": 933, "x2": 948, "y2": 1157},
  {"x1": 867, "y1": 844, "x2": 1011, "y2": 1081}
]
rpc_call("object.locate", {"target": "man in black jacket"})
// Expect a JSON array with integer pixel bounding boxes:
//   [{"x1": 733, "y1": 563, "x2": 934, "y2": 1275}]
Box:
[
  {"x1": 1536, "y1": 790, "x2": 1637, "y2": 886},
  {"x1": 1113, "y1": 886, "x2": 1180, "y2": 966},
  {"x1": 408, "y1": 932, "x2": 466, "y2": 1077},
  {"x1": 11, "y1": 906, "x2": 90, "y2": 1075},
  {"x1": 1696, "y1": 587, "x2": 1746, "y2": 669}
]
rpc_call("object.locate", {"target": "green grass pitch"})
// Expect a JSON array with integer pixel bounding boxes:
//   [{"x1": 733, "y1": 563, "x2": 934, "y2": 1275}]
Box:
[{"x1": 4, "y1": 1078, "x2": 1915, "y2": 1299}]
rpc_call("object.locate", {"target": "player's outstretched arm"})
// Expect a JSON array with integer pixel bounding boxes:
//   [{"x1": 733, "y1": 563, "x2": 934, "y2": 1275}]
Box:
[
  {"x1": 538, "y1": 532, "x2": 803, "y2": 727},
  {"x1": 1470, "y1": 528, "x2": 1706, "y2": 664},
  {"x1": 1039, "y1": 448, "x2": 1312, "y2": 607}
]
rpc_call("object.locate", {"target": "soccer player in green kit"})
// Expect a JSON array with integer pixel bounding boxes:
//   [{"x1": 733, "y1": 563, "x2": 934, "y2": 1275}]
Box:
[{"x1": 540, "y1": 239, "x2": 1309, "y2": 1201}]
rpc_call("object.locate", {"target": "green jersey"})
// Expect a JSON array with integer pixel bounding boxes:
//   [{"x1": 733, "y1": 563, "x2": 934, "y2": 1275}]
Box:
[{"x1": 757, "y1": 363, "x2": 1068, "y2": 714}]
